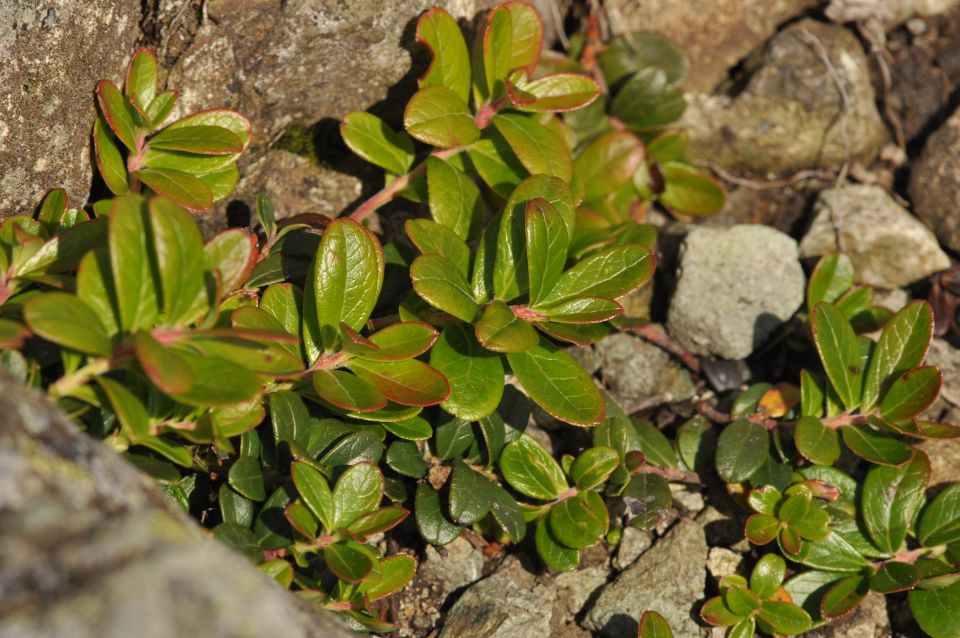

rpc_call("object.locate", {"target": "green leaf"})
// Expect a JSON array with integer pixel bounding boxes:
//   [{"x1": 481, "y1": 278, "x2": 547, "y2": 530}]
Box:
[
  {"x1": 109, "y1": 196, "x2": 160, "y2": 332},
  {"x1": 919, "y1": 484, "x2": 960, "y2": 547},
  {"x1": 425, "y1": 157, "x2": 484, "y2": 241},
  {"x1": 203, "y1": 229, "x2": 257, "y2": 294},
  {"x1": 218, "y1": 484, "x2": 253, "y2": 527},
  {"x1": 312, "y1": 369, "x2": 387, "y2": 413},
  {"x1": 638, "y1": 610, "x2": 674, "y2": 638},
  {"x1": 507, "y1": 72, "x2": 599, "y2": 112},
  {"x1": 751, "y1": 553, "x2": 787, "y2": 599},
  {"x1": 319, "y1": 430, "x2": 384, "y2": 468},
  {"x1": 795, "y1": 416, "x2": 841, "y2": 466},
  {"x1": 96, "y1": 79, "x2": 138, "y2": 152},
  {"x1": 715, "y1": 420, "x2": 768, "y2": 483},
  {"x1": 500, "y1": 434, "x2": 568, "y2": 500},
  {"x1": 573, "y1": 131, "x2": 645, "y2": 203},
  {"x1": 449, "y1": 459, "x2": 497, "y2": 525},
  {"x1": 802, "y1": 531, "x2": 872, "y2": 573},
  {"x1": 908, "y1": 579, "x2": 960, "y2": 638},
  {"x1": 410, "y1": 254, "x2": 478, "y2": 322},
  {"x1": 492, "y1": 114, "x2": 571, "y2": 183},
  {"x1": 472, "y1": 6, "x2": 513, "y2": 102},
  {"x1": 659, "y1": 163, "x2": 726, "y2": 217},
  {"x1": 745, "y1": 514, "x2": 780, "y2": 545},
  {"x1": 490, "y1": 483, "x2": 526, "y2": 542},
  {"x1": 807, "y1": 253, "x2": 855, "y2": 314},
  {"x1": 254, "y1": 485, "x2": 294, "y2": 550},
  {"x1": 725, "y1": 586, "x2": 761, "y2": 616},
  {"x1": 862, "y1": 452, "x2": 929, "y2": 553},
  {"x1": 349, "y1": 358, "x2": 449, "y2": 406},
  {"x1": 757, "y1": 600, "x2": 812, "y2": 635},
  {"x1": 228, "y1": 456, "x2": 265, "y2": 501},
  {"x1": 549, "y1": 490, "x2": 608, "y2": 549},
  {"x1": 357, "y1": 554, "x2": 416, "y2": 601},
  {"x1": 137, "y1": 168, "x2": 213, "y2": 212},
  {"x1": 386, "y1": 440, "x2": 428, "y2": 478},
  {"x1": 333, "y1": 462, "x2": 383, "y2": 529},
  {"x1": 467, "y1": 132, "x2": 528, "y2": 197},
  {"x1": 871, "y1": 561, "x2": 921, "y2": 593},
  {"x1": 269, "y1": 390, "x2": 312, "y2": 450},
  {"x1": 430, "y1": 323, "x2": 504, "y2": 421},
  {"x1": 416, "y1": 7, "x2": 471, "y2": 103},
  {"x1": 880, "y1": 366, "x2": 941, "y2": 422},
  {"x1": 700, "y1": 596, "x2": 742, "y2": 627},
  {"x1": 800, "y1": 370, "x2": 825, "y2": 418},
  {"x1": 475, "y1": 300, "x2": 539, "y2": 352},
  {"x1": 622, "y1": 472, "x2": 672, "y2": 531},
  {"x1": 538, "y1": 244, "x2": 654, "y2": 306},
  {"x1": 149, "y1": 197, "x2": 206, "y2": 325},
  {"x1": 570, "y1": 446, "x2": 620, "y2": 491},
  {"x1": 346, "y1": 506, "x2": 409, "y2": 540},
  {"x1": 503, "y1": 1, "x2": 543, "y2": 74},
  {"x1": 145, "y1": 91, "x2": 177, "y2": 127},
  {"x1": 291, "y1": 461, "x2": 335, "y2": 532},
  {"x1": 646, "y1": 130, "x2": 689, "y2": 163},
  {"x1": 148, "y1": 124, "x2": 243, "y2": 155},
  {"x1": 134, "y1": 331, "x2": 193, "y2": 394},
  {"x1": 610, "y1": 69, "x2": 685, "y2": 132},
  {"x1": 404, "y1": 86, "x2": 479, "y2": 148},
  {"x1": 507, "y1": 339, "x2": 604, "y2": 426},
  {"x1": 323, "y1": 541, "x2": 375, "y2": 584},
  {"x1": 415, "y1": 483, "x2": 463, "y2": 545},
  {"x1": 340, "y1": 111, "x2": 415, "y2": 175},
  {"x1": 257, "y1": 559, "x2": 294, "y2": 588},
  {"x1": 862, "y1": 301, "x2": 933, "y2": 410},
  {"x1": 213, "y1": 523, "x2": 261, "y2": 562},
  {"x1": 163, "y1": 109, "x2": 251, "y2": 147},
  {"x1": 812, "y1": 302, "x2": 863, "y2": 410},
  {"x1": 405, "y1": 218, "x2": 471, "y2": 276},
  {"x1": 125, "y1": 47, "x2": 158, "y2": 111},
  {"x1": 819, "y1": 574, "x2": 868, "y2": 620},
  {"x1": 632, "y1": 419, "x2": 678, "y2": 468},
  {"x1": 535, "y1": 516, "x2": 579, "y2": 572},
  {"x1": 841, "y1": 424, "x2": 914, "y2": 466},
  {"x1": 93, "y1": 117, "x2": 129, "y2": 195},
  {"x1": 525, "y1": 198, "x2": 569, "y2": 306},
  {"x1": 23, "y1": 292, "x2": 112, "y2": 356},
  {"x1": 363, "y1": 321, "x2": 438, "y2": 362},
  {"x1": 306, "y1": 218, "x2": 383, "y2": 352}
]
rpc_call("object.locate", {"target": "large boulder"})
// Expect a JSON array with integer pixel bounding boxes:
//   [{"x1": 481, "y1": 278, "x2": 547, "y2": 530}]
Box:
[
  {"x1": 0, "y1": 0, "x2": 141, "y2": 214},
  {"x1": 667, "y1": 225, "x2": 806, "y2": 360},
  {"x1": 682, "y1": 20, "x2": 889, "y2": 174},
  {"x1": 0, "y1": 372, "x2": 354, "y2": 638},
  {"x1": 800, "y1": 185, "x2": 950, "y2": 288},
  {"x1": 910, "y1": 103, "x2": 960, "y2": 253},
  {"x1": 604, "y1": 0, "x2": 816, "y2": 92}
]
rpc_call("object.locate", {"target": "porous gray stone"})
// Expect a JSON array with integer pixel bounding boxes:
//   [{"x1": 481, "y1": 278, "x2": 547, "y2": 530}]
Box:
[
  {"x1": 667, "y1": 225, "x2": 805, "y2": 360},
  {"x1": 0, "y1": 372, "x2": 353, "y2": 638},
  {"x1": 0, "y1": 1, "x2": 141, "y2": 214},
  {"x1": 910, "y1": 103, "x2": 960, "y2": 253},
  {"x1": 594, "y1": 332, "x2": 696, "y2": 413},
  {"x1": 804, "y1": 591, "x2": 890, "y2": 638},
  {"x1": 683, "y1": 20, "x2": 889, "y2": 174},
  {"x1": 800, "y1": 185, "x2": 950, "y2": 288},
  {"x1": 583, "y1": 518, "x2": 708, "y2": 637}
]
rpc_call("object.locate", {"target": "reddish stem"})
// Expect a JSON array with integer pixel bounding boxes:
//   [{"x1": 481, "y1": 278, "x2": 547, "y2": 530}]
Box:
[
  {"x1": 349, "y1": 147, "x2": 460, "y2": 223},
  {"x1": 621, "y1": 322, "x2": 701, "y2": 374}
]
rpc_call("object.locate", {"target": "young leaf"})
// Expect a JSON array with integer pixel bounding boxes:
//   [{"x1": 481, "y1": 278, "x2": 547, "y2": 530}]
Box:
[
  {"x1": 357, "y1": 554, "x2": 417, "y2": 601},
  {"x1": 794, "y1": 416, "x2": 841, "y2": 466},
  {"x1": 534, "y1": 516, "x2": 579, "y2": 572},
  {"x1": 416, "y1": 7, "x2": 471, "y2": 103},
  {"x1": 638, "y1": 610, "x2": 674, "y2": 638},
  {"x1": 507, "y1": 339, "x2": 604, "y2": 426},
  {"x1": 751, "y1": 554, "x2": 787, "y2": 599},
  {"x1": 879, "y1": 367, "x2": 941, "y2": 422},
  {"x1": 757, "y1": 600, "x2": 812, "y2": 635},
  {"x1": 503, "y1": 0, "x2": 543, "y2": 74},
  {"x1": 349, "y1": 358, "x2": 449, "y2": 406},
  {"x1": 323, "y1": 541, "x2": 375, "y2": 584},
  {"x1": 475, "y1": 300, "x2": 539, "y2": 352},
  {"x1": 537, "y1": 244, "x2": 654, "y2": 306},
  {"x1": 137, "y1": 168, "x2": 213, "y2": 213},
  {"x1": 525, "y1": 198, "x2": 569, "y2": 306},
  {"x1": 203, "y1": 229, "x2": 258, "y2": 293},
  {"x1": 429, "y1": 324, "x2": 504, "y2": 421},
  {"x1": 548, "y1": 491, "x2": 608, "y2": 549},
  {"x1": 96, "y1": 79, "x2": 138, "y2": 152},
  {"x1": 125, "y1": 47, "x2": 158, "y2": 111},
  {"x1": 410, "y1": 254, "x2": 479, "y2": 322},
  {"x1": 341, "y1": 112, "x2": 415, "y2": 175},
  {"x1": 862, "y1": 452, "x2": 929, "y2": 553},
  {"x1": 149, "y1": 197, "x2": 206, "y2": 325},
  {"x1": 23, "y1": 292, "x2": 112, "y2": 357},
  {"x1": 807, "y1": 253, "x2": 854, "y2": 312},
  {"x1": 406, "y1": 218, "x2": 471, "y2": 276},
  {"x1": 364, "y1": 321, "x2": 437, "y2": 361},
  {"x1": 812, "y1": 302, "x2": 862, "y2": 410},
  {"x1": 570, "y1": 446, "x2": 620, "y2": 491},
  {"x1": 404, "y1": 86, "x2": 479, "y2": 148},
  {"x1": 424, "y1": 158, "x2": 484, "y2": 242},
  {"x1": 500, "y1": 435, "x2": 567, "y2": 500},
  {"x1": 109, "y1": 196, "x2": 160, "y2": 332},
  {"x1": 507, "y1": 72, "x2": 599, "y2": 112},
  {"x1": 228, "y1": 455, "x2": 265, "y2": 502},
  {"x1": 313, "y1": 369, "x2": 387, "y2": 413},
  {"x1": 573, "y1": 131, "x2": 645, "y2": 203},
  {"x1": 163, "y1": 109, "x2": 251, "y2": 147},
  {"x1": 492, "y1": 114, "x2": 572, "y2": 182},
  {"x1": 472, "y1": 6, "x2": 513, "y2": 102},
  {"x1": 862, "y1": 301, "x2": 933, "y2": 410},
  {"x1": 659, "y1": 163, "x2": 726, "y2": 217},
  {"x1": 133, "y1": 331, "x2": 194, "y2": 394},
  {"x1": 93, "y1": 117, "x2": 129, "y2": 195},
  {"x1": 145, "y1": 91, "x2": 178, "y2": 126}
]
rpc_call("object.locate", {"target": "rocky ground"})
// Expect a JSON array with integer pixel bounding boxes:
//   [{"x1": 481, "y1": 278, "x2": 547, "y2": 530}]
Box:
[{"x1": 5, "y1": 0, "x2": 960, "y2": 636}]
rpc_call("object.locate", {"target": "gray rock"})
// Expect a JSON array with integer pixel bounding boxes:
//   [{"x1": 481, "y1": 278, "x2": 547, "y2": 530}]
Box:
[
  {"x1": 925, "y1": 339, "x2": 960, "y2": 406},
  {"x1": 918, "y1": 433, "x2": 960, "y2": 487},
  {"x1": 706, "y1": 547, "x2": 743, "y2": 580},
  {"x1": 594, "y1": 332, "x2": 696, "y2": 413},
  {"x1": 613, "y1": 527, "x2": 654, "y2": 571},
  {"x1": 799, "y1": 185, "x2": 950, "y2": 288},
  {"x1": 439, "y1": 558, "x2": 555, "y2": 638},
  {"x1": 0, "y1": 373, "x2": 353, "y2": 638},
  {"x1": 583, "y1": 518, "x2": 708, "y2": 637},
  {"x1": 910, "y1": 103, "x2": 960, "y2": 253},
  {"x1": 165, "y1": 0, "x2": 493, "y2": 147},
  {"x1": 419, "y1": 536, "x2": 485, "y2": 595},
  {"x1": 0, "y1": 1, "x2": 141, "y2": 214},
  {"x1": 603, "y1": 0, "x2": 816, "y2": 92},
  {"x1": 804, "y1": 592, "x2": 889, "y2": 638},
  {"x1": 683, "y1": 20, "x2": 888, "y2": 174},
  {"x1": 667, "y1": 225, "x2": 805, "y2": 360},
  {"x1": 554, "y1": 567, "x2": 609, "y2": 617},
  {"x1": 826, "y1": 0, "x2": 960, "y2": 27}
]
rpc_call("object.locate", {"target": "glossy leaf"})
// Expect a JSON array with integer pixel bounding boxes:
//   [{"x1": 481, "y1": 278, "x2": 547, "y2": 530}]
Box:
[
  {"x1": 134, "y1": 331, "x2": 193, "y2": 394},
  {"x1": 508, "y1": 72, "x2": 599, "y2": 112},
  {"x1": 410, "y1": 254, "x2": 478, "y2": 322},
  {"x1": 880, "y1": 366, "x2": 941, "y2": 422},
  {"x1": 808, "y1": 253, "x2": 854, "y2": 312},
  {"x1": 538, "y1": 244, "x2": 654, "y2": 306},
  {"x1": 716, "y1": 420, "x2": 767, "y2": 483},
  {"x1": 138, "y1": 168, "x2": 213, "y2": 212},
  {"x1": 499, "y1": 435, "x2": 567, "y2": 500},
  {"x1": 357, "y1": 554, "x2": 416, "y2": 601},
  {"x1": 430, "y1": 323, "x2": 504, "y2": 421},
  {"x1": 228, "y1": 455, "x2": 265, "y2": 501},
  {"x1": 757, "y1": 600, "x2": 812, "y2": 635},
  {"x1": 417, "y1": 7, "x2": 471, "y2": 103},
  {"x1": 638, "y1": 610, "x2": 674, "y2": 638},
  {"x1": 203, "y1": 229, "x2": 257, "y2": 294},
  {"x1": 341, "y1": 111, "x2": 415, "y2": 175},
  {"x1": 404, "y1": 86, "x2": 479, "y2": 148},
  {"x1": 659, "y1": 163, "x2": 726, "y2": 217},
  {"x1": 415, "y1": 483, "x2": 463, "y2": 545},
  {"x1": 109, "y1": 196, "x2": 159, "y2": 332},
  {"x1": 449, "y1": 460, "x2": 496, "y2": 525},
  {"x1": 23, "y1": 293, "x2": 112, "y2": 356},
  {"x1": 535, "y1": 516, "x2": 579, "y2": 572},
  {"x1": 93, "y1": 117, "x2": 129, "y2": 195},
  {"x1": 812, "y1": 302, "x2": 862, "y2": 410},
  {"x1": 475, "y1": 300, "x2": 539, "y2": 352},
  {"x1": 745, "y1": 514, "x2": 780, "y2": 545},
  {"x1": 291, "y1": 461, "x2": 335, "y2": 532},
  {"x1": 96, "y1": 79, "x2": 138, "y2": 152},
  {"x1": 919, "y1": 484, "x2": 960, "y2": 547},
  {"x1": 473, "y1": 6, "x2": 512, "y2": 102},
  {"x1": 842, "y1": 424, "x2": 914, "y2": 466},
  {"x1": 862, "y1": 301, "x2": 933, "y2": 410},
  {"x1": 795, "y1": 416, "x2": 841, "y2": 466},
  {"x1": 525, "y1": 198, "x2": 569, "y2": 306},
  {"x1": 492, "y1": 113, "x2": 571, "y2": 182},
  {"x1": 751, "y1": 553, "x2": 787, "y2": 599},
  {"x1": 313, "y1": 369, "x2": 387, "y2": 413},
  {"x1": 820, "y1": 575, "x2": 868, "y2": 620},
  {"x1": 333, "y1": 462, "x2": 383, "y2": 529},
  {"x1": 149, "y1": 197, "x2": 205, "y2": 325},
  {"x1": 871, "y1": 561, "x2": 920, "y2": 593},
  {"x1": 149, "y1": 124, "x2": 243, "y2": 155},
  {"x1": 548, "y1": 491, "x2": 608, "y2": 549},
  {"x1": 323, "y1": 541, "x2": 375, "y2": 584},
  {"x1": 507, "y1": 339, "x2": 604, "y2": 426},
  {"x1": 570, "y1": 446, "x2": 620, "y2": 491},
  {"x1": 573, "y1": 131, "x2": 645, "y2": 203},
  {"x1": 349, "y1": 358, "x2": 449, "y2": 406},
  {"x1": 125, "y1": 47, "x2": 158, "y2": 111},
  {"x1": 908, "y1": 579, "x2": 960, "y2": 638}
]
